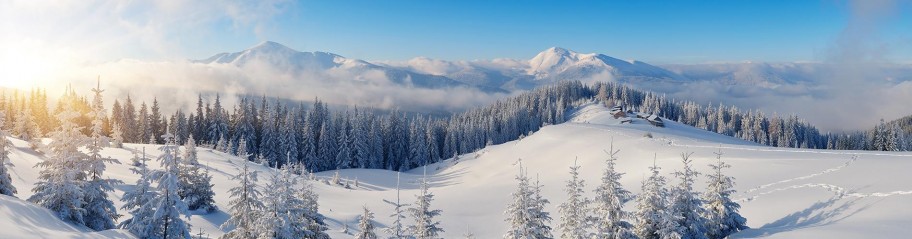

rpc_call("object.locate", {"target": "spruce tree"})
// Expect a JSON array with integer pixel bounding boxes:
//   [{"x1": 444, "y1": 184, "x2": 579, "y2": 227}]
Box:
[
  {"x1": 356, "y1": 206, "x2": 379, "y2": 239},
  {"x1": 179, "y1": 135, "x2": 217, "y2": 212},
  {"x1": 504, "y1": 164, "x2": 553, "y2": 239},
  {"x1": 298, "y1": 175, "x2": 330, "y2": 239},
  {"x1": 383, "y1": 172, "x2": 409, "y2": 239},
  {"x1": 634, "y1": 160, "x2": 682, "y2": 239},
  {"x1": 111, "y1": 122, "x2": 124, "y2": 148},
  {"x1": 592, "y1": 143, "x2": 636, "y2": 239},
  {"x1": 407, "y1": 170, "x2": 444, "y2": 239},
  {"x1": 669, "y1": 153, "x2": 708, "y2": 239},
  {"x1": 119, "y1": 152, "x2": 158, "y2": 237},
  {"x1": 147, "y1": 134, "x2": 192, "y2": 239},
  {"x1": 702, "y1": 149, "x2": 747, "y2": 239},
  {"x1": 29, "y1": 101, "x2": 88, "y2": 225},
  {"x1": 221, "y1": 163, "x2": 263, "y2": 239},
  {"x1": 558, "y1": 160, "x2": 590, "y2": 239},
  {"x1": 0, "y1": 112, "x2": 17, "y2": 197},
  {"x1": 83, "y1": 80, "x2": 122, "y2": 230}
]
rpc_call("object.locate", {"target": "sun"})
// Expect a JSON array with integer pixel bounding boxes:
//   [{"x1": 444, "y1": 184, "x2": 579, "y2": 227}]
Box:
[{"x1": 0, "y1": 41, "x2": 71, "y2": 91}]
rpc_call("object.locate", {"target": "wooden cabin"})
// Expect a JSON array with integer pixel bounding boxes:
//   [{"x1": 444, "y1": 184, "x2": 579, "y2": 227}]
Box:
[
  {"x1": 647, "y1": 114, "x2": 664, "y2": 127},
  {"x1": 611, "y1": 110, "x2": 627, "y2": 119}
]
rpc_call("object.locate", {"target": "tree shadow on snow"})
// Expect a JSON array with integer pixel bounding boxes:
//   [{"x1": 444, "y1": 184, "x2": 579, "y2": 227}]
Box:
[{"x1": 732, "y1": 195, "x2": 877, "y2": 238}]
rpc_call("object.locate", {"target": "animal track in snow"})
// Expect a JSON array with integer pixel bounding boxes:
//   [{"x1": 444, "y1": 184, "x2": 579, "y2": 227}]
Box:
[{"x1": 743, "y1": 156, "x2": 856, "y2": 195}]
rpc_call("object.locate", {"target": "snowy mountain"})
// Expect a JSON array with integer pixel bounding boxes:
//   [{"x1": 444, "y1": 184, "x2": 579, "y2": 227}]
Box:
[
  {"x1": 380, "y1": 47, "x2": 685, "y2": 91},
  {"x1": 196, "y1": 41, "x2": 505, "y2": 92},
  {"x1": 3, "y1": 103, "x2": 912, "y2": 238},
  {"x1": 527, "y1": 47, "x2": 683, "y2": 82},
  {"x1": 197, "y1": 41, "x2": 688, "y2": 93}
]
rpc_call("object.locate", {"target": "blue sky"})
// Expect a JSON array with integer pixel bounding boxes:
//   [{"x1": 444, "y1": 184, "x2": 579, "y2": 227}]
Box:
[
  {"x1": 189, "y1": 0, "x2": 912, "y2": 63},
  {"x1": 2, "y1": 0, "x2": 910, "y2": 64}
]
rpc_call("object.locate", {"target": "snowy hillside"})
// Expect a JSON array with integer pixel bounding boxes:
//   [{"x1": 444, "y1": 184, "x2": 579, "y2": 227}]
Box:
[{"x1": 3, "y1": 103, "x2": 912, "y2": 238}]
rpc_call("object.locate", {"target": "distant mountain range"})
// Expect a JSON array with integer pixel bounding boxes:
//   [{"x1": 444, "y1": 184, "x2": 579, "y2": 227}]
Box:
[
  {"x1": 195, "y1": 41, "x2": 690, "y2": 93},
  {"x1": 195, "y1": 41, "x2": 912, "y2": 96}
]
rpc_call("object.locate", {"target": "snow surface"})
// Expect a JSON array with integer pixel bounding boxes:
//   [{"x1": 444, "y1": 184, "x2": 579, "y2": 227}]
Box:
[{"x1": 3, "y1": 103, "x2": 912, "y2": 238}]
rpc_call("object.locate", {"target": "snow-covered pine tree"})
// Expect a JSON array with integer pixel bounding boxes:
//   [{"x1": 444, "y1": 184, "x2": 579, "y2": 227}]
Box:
[
  {"x1": 283, "y1": 113, "x2": 300, "y2": 166},
  {"x1": 220, "y1": 163, "x2": 264, "y2": 239},
  {"x1": 529, "y1": 174, "x2": 554, "y2": 239},
  {"x1": 504, "y1": 164, "x2": 553, "y2": 239},
  {"x1": 29, "y1": 100, "x2": 89, "y2": 225},
  {"x1": 356, "y1": 206, "x2": 379, "y2": 239},
  {"x1": 669, "y1": 153, "x2": 708, "y2": 239},
  {"x1": 179, "y1": 135, "x2": 217, "y2": 212},
  {"x1": 298, "y1": 174, "x2": 330, "y2": 239},
  {"x1": 634, "y1": 160, "x2": 682, "y2": 239},
  {"x1": 895, "y1": 124, "x2": 908, "y2": 151},
  {"x1": 318, "y1": 122, "x2": 337, "y2": 171},
  {"x1": 216, "y1": 133, "x2": 228, "y2": 153},
  {"x1": 592, "y1": 142, "x2": 636, "y2": 239},
  {"x1": 702, "y1": 149, "x2": 747, "y2": 239},
  {"x1": 82, "y1": 149, "x2": 121, "y2": 232},
  {"x1": 83, "y1": 80, "x2": 122, "y2": 231},
  {"x1": 383, "y1": 172, "x2": 410, "y2": 239},
  {"x1": 331, "y1": 170, "x2": 341, "y2": 186},
  {"x1": 407, "y1": 169, "x2": 444, "y2": 239},
  {"x1": 119, "y1": 151, "x2": 158, "y2": 237},
  {"x1": 14, "y1": 106, "x2": 42, "y2": 149},
  {"x1": 335, "y1": 126, "x2": 354, "y2": 169},
  {"x1": 504, "y1": 165, "x2": 532, "y2": 239},
  {"x1": 260, "y1": 102, "x2": 279, "y2": 165},
  {"x1": 237, "y1": 138, "x2": 249, "y2": 161},
  {"x1": 0, "y1": 112, "x2": 17, "y2": 197},
  {"x1": 12, "y1": 106, "x2": 32, "y2": 140},
  {"x1": 558, "y1": 160, "x2": 590, "y2": 239},
  {"x1": 352, "y1": 113, "x2": 371, "y2": 168},
  {"x1": 257, "y1": 169, "x2": 295, "y2": 238},
  {"x1": 111, "y1": 122, "x2": 124, "y2": 148},
  {"x1": 146, "y1": 133, "x2": 192, "y2": 238}
]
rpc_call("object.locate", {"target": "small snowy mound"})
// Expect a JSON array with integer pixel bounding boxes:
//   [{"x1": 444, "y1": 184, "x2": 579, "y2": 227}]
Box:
[{"x1": 0, "y1": 195, "x2": 134, "y2": 238}]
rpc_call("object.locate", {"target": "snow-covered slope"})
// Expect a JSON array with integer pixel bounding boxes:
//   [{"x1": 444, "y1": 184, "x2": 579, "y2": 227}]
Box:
[
  {"x1": 4, "y1": 103, "x2": 912, "y2": 238},
  {"x1": 0, "y1": 194, "x2": 134, "y2": 239}
]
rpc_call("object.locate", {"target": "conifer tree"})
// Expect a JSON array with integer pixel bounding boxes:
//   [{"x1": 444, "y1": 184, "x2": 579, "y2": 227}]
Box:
[
  {"x1": 407, "y1": 169, "x2": 443, "y2": 239},
  {"x1": 356, "y1": 206, "x2": 379, "y2": 239},
  {"x1": 298, "y1": 175, "x2": 330, "y2": 239},
  {"x1": 634, "y1": 160, "x2": 682, "y2": 239},
  {"x1": 119, "y1": 151, "x2": 158, "y2": 237},
  {"x1": 179, "y1": 135, "x2": 217, "y2": 212},
  {"x1": 221, "y1": 163, "x2": 263, "y2": 239},
  {"x1": 0, "y1": 112, "x2": 17, "y2": 197},
  {"x1": 83, "y1": 80, "x2": 122, "y2": 230},
  {"x1": 669, "y1": 153, "x2": 708, "y2": 239},
  {"x1": 702, "y1": 149, "x2": 747, "y2": 239},
  {"x1": 592, "y1": 143, "x2": 636, "y2": 239},
  {"x1": 29, "y1": 100, "x2": 88, "y2": 225},
  {"x1": 146, "y1": 134, "x2": 192, "y2": 238},
  {"x1": 504, "y1": 163, "x2": 553, "y2": 239},
  {"x1": 384, "y1": 172, "x2": 409, "y2": 239},
  {"x1": 111, "y1": 122, "x2": 124, "y2": 148},
  {"x1": 558, "y1": 160, "x2": 590, "y2": 239}
]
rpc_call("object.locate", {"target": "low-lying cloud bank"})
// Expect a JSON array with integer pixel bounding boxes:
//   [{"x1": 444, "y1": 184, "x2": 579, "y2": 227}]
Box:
[{"x1": 55, "y1": 59, "x2": 509, "y2": 115}]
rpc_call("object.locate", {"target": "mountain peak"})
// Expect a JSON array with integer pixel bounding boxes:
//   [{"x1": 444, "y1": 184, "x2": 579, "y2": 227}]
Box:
[
  {"x1": 529, "y1": 47, "x2": 583, "y2": 75},
  {"x1": 247, "y1": 41, "x2": 296, "y2": 53},
  {"x1": 543, "y1": 47, "x2": 573, "y2": 56}
]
